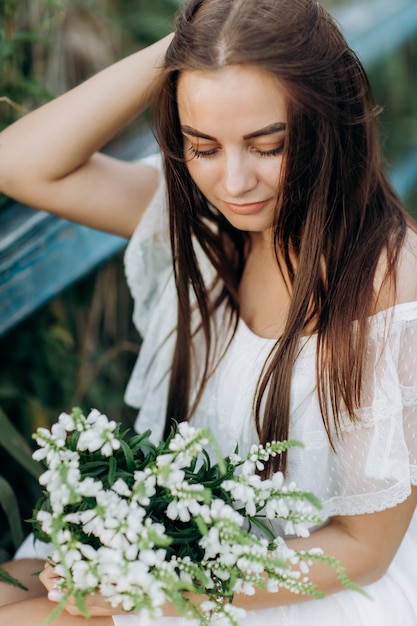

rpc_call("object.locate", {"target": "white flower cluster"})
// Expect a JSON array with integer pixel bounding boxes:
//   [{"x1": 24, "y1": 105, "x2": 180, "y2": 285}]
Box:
[
  {"x1": 32, "y1": 409, "x2": 326, "y2": 626},
  {"x1": 222, "y1": 443, "x2": 320, "y2": 537}
]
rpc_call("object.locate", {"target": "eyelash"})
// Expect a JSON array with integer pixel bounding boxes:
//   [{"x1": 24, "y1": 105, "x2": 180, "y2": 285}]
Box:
[{"x1": 187, "y1": 145, "x2": 284, "y2": 160}]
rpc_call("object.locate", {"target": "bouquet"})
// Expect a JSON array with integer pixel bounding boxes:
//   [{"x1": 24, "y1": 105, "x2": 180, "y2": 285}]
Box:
[{"x1": 31, "y1": 408, "x2": 358, "y2": 625}]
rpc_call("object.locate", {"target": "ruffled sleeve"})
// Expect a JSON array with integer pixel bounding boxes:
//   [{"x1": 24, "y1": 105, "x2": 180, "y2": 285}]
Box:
[
  {"x1": 288, "y1": 302, "x2": 417, "y2": 520},
  {"x1": 124, "y1": 152, "x2": 170, "y2": 337},
  {"x1": 345, "y1": 303, "x2": 417, "y2": 492},
  {"x1": 123, "y1": 153, "x2": 177, "y2": 443}
]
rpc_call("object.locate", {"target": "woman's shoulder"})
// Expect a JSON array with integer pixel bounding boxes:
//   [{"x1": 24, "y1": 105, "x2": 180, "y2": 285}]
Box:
[
  {"x1": 373, "y1": 226, "x2": 417, "y2": 316},
  {"x1": 127, "y1": 152, "x2": 166, "y2": 241},
  {"x1": 395, "y1": 226, "x2": 417, "y2": 304}
]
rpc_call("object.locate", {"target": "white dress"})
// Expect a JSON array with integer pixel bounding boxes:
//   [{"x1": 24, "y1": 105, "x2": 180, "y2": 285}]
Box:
[{"x1": 17, "y1": 154, "x2": 417, "y2": 625}]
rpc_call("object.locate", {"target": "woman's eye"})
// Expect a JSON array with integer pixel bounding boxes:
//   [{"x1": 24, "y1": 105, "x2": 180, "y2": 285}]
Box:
[
  {"x1": 253, "y1": 144, "x2": 284, "y2": 157},
  {"x1": 188, "y1": 145, "x2": 219, "y2": 159},
  {"x1": 186, "y1": 142, "x2": 284, "y2": 159}
]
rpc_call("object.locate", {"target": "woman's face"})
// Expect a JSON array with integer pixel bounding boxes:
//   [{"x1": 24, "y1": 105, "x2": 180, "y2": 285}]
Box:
[{"x1": 177, "y1": 65, "x2": 287, "y2": 241}]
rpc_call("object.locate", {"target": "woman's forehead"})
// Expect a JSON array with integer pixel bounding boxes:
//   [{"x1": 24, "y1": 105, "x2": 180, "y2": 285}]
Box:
[{"x1": 177, "y1": 65, "x2": 288, "y2": 137}]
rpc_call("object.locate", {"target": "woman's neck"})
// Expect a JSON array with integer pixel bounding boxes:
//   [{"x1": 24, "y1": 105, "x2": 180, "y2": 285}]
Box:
[{"x1": 238, "y1": 234, "x2": 292, "y2": 339}]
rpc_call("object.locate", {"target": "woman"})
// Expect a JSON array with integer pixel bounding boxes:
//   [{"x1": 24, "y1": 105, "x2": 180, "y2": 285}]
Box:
[{"x1": 0, "y1": 0, "x2": 416, "y2": 624}]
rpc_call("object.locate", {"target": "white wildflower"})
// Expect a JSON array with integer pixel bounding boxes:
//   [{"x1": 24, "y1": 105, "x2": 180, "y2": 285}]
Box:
[
  {"x1": 32, "y1": 447, "x2": 49, "y2": 462},
  {"x1": 112, "y1": 479, "x2": 132, "y2": 497},
  {"x1": 78, "y1": 476, "x2": 103, "y2": 498},
  {"x1": 61, "y1": 547, "x2": 83, "y2": 569},
  {"x1": 156, "y1": 466, "x2": 185, "y2": 489},
  {"x1": 299, "y1": 559, "x2": 311, "y2": 574},
  {"x1": 78, "y1": 543, "x2": 98, "y2": 561},
  {"x1": 200, "y1": 527, "x2": 221, "y2": 559},
  {"x1": 132, "y1": 470, "x2": 156, "y2": 505},
  {"x1": 241, "y1": 460, "x2": 256, "y2": 476},
  {"x1": 272, "y1": 536, "x2": 296, "y2": 561},
  {"x1": 168, "y1": 422, "x2": 209, "y2": 467},
  {"x1": 57, "y1": 411, "x2": 77, "y2": 432},
  {"x1": 267, "y1": 578, "x2": 280, "y2": 593},
  {"x1": 271, "y1": 471, "x2": 284, "y2": 489},
  {"x1": 294, "y1": 523, "x2": 311, "y2": 538},
  {"x1": 50, "y1": 422, "x2": 67, "y2": 446},
  {"x1": 72, "y1": 560, "x2": 99, "y2": 590},
  {"x1": 166, "y1": 497, "x2": 204, "y2": 522},
  {"x1": 76, "y1": 410, "x2": 120, "y2": 456},
  {"x1": 209, "y1": 499, "x2": 243, "y2": 525}
]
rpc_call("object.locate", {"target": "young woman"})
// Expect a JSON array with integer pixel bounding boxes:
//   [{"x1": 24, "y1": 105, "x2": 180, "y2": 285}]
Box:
[{"x1": 0, "y1": 0, "x2": 416, "y2": 624}]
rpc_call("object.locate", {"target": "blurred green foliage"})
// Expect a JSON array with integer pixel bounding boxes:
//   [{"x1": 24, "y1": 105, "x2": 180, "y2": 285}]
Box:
[
  {"x1": 371, "y1": 37, "x2": 417, "y2": 220},
  {"x1": 0, "y1": 0, "x2": 416, "y2": 565},
  {"x1": 114, "y1": 0, "x2": 180, "y2": 48},
  {"x1": 0, "y1": 0, "x2": 179, "y2": 563},
  {"x1": 0, "y1": 0, "x2": 58, "y2": 132}
]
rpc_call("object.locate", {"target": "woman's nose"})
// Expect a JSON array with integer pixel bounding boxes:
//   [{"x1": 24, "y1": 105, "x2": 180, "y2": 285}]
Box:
[{"x1": 222, "y1": 152, "x2": 258, "y2": 198}]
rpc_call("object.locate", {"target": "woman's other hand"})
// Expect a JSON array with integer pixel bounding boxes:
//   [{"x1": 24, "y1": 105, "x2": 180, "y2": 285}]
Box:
[{"x1": 39, "y1": 564, "x2": 123, "y2": 617}]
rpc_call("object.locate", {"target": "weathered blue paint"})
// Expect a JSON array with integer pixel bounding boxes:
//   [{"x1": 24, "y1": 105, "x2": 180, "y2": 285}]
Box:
[{"x1": 0, "y1": 206, "x2": 127, "y2": 335}]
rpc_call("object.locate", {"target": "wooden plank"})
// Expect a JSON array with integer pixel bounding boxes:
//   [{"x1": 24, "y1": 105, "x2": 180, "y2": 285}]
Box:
[{"x1": 0, "y1": 209, "x2": 127, "y2": 334}]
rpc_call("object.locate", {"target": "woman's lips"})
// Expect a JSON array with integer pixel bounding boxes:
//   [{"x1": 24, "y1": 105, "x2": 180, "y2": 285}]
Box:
[{"x1": 223, "y1": 200, "x2": 269, "y2": 215}]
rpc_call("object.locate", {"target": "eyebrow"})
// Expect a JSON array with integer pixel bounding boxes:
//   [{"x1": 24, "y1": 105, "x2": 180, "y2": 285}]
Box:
[{"x1": 180, "y1": 122, "x2": 286, "y2": 141}]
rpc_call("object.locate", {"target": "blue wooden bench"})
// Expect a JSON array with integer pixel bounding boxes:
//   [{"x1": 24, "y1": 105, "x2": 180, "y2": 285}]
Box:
[
  {"x1": 1, "y1": 0, "x2": 416, "y2": 337},
  {"x1": 0, "y1": 129, "x2": 157, "y2": 335}
]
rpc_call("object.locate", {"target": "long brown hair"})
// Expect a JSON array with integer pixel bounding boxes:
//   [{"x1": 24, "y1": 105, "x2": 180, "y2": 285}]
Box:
[{"x1": 152, "y1": 0, "x2": 409, "y2": 473}]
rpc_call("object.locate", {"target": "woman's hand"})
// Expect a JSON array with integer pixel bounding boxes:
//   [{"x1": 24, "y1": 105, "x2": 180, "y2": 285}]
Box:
[
  {"x1": 39, "y1": 564, "x2": 123, "y2": 617},
  {"x1": 39, "y1": 563, "x2": 205, "y2": 619}
]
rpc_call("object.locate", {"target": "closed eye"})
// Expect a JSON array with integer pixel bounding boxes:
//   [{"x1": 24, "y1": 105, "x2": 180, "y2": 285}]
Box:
[
  {"x1": 187, "y1": 144, "x2": 284, "y2": 160},
  {"x1": 253, "y1": 144, "x2": 284, "y2": 157},
  {"x1": 187, "y1": 145, "x2": 219, "y2": 159}
]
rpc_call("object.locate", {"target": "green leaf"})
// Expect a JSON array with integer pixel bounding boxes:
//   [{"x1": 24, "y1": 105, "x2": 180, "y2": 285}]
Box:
[
  {"x1": 194, "y1": 515, "x2": 209, "y2": 536},
  {"x1": 120, "y1": 439, "x2": 136, "y2": 473},
  {"x1": 0, "y1": 475, "x2": 24, "y2": 549},
  {"x1": 0, "y1": 567, "x2": 27, "y2": 590},
  {"x1": 0, "y1": 408, "x2": 41, "y2": 479},
  {"x1": 74, "y1": 589, "x2": 90, "y2": 617},
  {"x1": 107, "y1": 455, "x2": 117, "y2": 486},
  {"x1": 44, "y1": 592, "x2": 72, "y2": 626},
  {"x1": 246, "y1": 515, "x2": 276, "y2": 541}
]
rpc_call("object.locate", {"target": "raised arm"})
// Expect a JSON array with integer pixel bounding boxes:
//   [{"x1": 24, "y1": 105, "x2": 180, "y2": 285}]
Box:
[{"x1": 0, "y1": 34, "x2": 173, "y2": 238}]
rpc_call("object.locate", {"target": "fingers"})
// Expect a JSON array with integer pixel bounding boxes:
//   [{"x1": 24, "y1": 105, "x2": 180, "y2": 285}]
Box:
[
  {"x1": 39, "y1": 563, "x2": 63, "y2": 591},
  {"x1": 39, "y1": 565, "x2": 118, "y2": 617},
  {"x1": 39, "y1": 564, "x2": 67, "y2": 604}
]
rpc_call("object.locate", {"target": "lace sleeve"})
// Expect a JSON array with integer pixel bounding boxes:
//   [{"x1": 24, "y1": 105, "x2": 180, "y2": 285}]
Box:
[
  {"x1": 330, "y1": 303, "x2": 417, "y2": 515},
  {"x1": 288, "y1": 302, "x2": 417, "y2": 519},
  {"x1": 123, "y1": 153, "x2": 172, "y2": 337}
]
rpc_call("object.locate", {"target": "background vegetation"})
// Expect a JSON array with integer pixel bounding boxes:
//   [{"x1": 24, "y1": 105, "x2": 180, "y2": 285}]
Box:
[
  {"x1": 0, "y1": 0, "x2": 416, "y2": 564},
  {"x1": 0, "y1": 0, "x2": 178, "y2": 564}
]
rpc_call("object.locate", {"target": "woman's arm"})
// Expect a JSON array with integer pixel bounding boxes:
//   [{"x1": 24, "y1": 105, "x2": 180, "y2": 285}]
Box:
[
  {"x1": 0, "y1": 34, "x2": 173, "y2": 238},
  {"x1": 233, "y1": 485, "x2": 417, "y2": 610}
]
